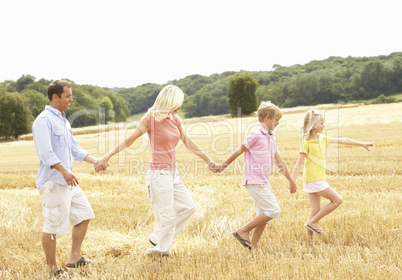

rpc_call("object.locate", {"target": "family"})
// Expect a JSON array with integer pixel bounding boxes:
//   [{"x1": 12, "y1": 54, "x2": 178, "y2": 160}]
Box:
[{"x1": 32, "y1": 80, "x2": 373, "y2": 277}]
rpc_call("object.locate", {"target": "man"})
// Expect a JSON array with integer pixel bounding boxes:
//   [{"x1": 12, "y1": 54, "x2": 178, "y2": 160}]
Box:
[{"x1": 32, "y1": 80, "x2": 98, "y2": 277}]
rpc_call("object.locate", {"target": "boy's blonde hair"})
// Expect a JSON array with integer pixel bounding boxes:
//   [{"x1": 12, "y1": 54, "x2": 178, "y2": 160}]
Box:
[
  {"x1": 300, "y1": 109, "x2": 324, "y2": 139},
  {"x1": 257, "y1": 102, "x2": 282, "y2": 122},
  {"x1": 146, "y1": 85, "x2": 184, "y2": 122}
]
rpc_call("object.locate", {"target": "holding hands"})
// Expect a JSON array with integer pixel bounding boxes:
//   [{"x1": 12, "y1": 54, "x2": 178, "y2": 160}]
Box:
[
  {"x1": 207, "y1": 161, "x2": 219, "y2": 173},
  {"x1": 288, "y1": 180, "x2": 297, "y2": 194},
  {"x1": 210, "y1": 163, "x2": 228, "y2": 173},
  {"x1": 94, "y1": 158, "x2": 219, "y2": 173},
  {"x1": 94, "y1": 157, "x2": 109, "y2": 172}
]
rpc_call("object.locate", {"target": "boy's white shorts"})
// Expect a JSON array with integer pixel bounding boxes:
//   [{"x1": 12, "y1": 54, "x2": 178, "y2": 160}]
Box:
[
  {"x1": 39, "y1": 180, "x2": 95, "y2": 235},
  {"x1": 245, "y1": 184, "x2": 281, "y2": 221}
]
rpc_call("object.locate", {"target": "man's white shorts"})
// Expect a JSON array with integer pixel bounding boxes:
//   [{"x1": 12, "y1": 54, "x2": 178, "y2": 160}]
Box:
[
  {"x1": 39, "y1": 181, "x2": 95, "y2": 235},
  {"x1": 245, "y1": 184, "x2": 281, "y2": 221}
]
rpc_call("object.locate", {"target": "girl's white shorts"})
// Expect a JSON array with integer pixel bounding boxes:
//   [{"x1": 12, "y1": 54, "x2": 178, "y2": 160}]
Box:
[{"x1": 303, "y1": 180, "x2": 331, "y2": 193}]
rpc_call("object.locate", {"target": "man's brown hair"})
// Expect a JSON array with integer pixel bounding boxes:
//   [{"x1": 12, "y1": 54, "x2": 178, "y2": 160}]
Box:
[{"x1": 47, "y1": 80, "x2": 72, "y2": 101}]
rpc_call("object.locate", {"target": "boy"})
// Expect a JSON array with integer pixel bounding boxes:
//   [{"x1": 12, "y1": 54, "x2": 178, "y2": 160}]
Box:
[{"x1": 215, "y1": 102, "x2": 296, "y2": 249}]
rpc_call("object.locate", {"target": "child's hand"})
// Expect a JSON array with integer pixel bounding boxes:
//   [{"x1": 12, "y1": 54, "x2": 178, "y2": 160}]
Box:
[
  {"x1": 210, "y1": 163, "x2": 227, "y2": 173},
  {"x1": 362, "y1": 142, "x2": 373, "y2": 151},
  {"x1": 289, "y1": 181, "x2": 297, "y2": 194},
  {"x1": 208, "y1": 161, "x2": 219, "y2": 173},
  {"x1": 217, "y1": 164, "x2": 226, "y2": 173}
]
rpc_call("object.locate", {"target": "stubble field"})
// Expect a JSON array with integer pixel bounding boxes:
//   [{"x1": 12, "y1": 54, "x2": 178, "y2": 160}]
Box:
[{"x1": 0, "y1": 103, "x2": 401, "y2": 279}]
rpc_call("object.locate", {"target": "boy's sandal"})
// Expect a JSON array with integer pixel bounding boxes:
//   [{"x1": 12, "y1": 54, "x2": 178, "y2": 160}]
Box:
[
  {"x1": 53, "y1": 268, "x2": 68, "y2": 278},
  {"x1": 232, "y1": 231, "x2": 252, "y2": 250},
  {"x1": 66, "y1": 256, "x2": 91, "y2": 268}
]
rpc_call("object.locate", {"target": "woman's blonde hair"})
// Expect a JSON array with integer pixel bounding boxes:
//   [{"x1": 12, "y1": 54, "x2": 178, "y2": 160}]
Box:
[
  {"x1": 146, "y1": 85, "x2": 184, "y2": 122},
  {"x1": 299, "y1": 109, "x2": 324, "y2": 139}
]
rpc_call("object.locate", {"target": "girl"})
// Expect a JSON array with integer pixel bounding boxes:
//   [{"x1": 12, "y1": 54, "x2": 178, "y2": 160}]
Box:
[
  {"x1": 95, "y1": 85, "x2": 217, "y2": 256},
  {"x1": 291, "y1": 109, "x2": 372, "y2": 237}
]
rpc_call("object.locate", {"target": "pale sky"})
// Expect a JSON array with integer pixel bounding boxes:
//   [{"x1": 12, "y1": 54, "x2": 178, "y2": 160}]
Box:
[{"x1": 0, "y1": 0, "x2": 400, "y2": 88}]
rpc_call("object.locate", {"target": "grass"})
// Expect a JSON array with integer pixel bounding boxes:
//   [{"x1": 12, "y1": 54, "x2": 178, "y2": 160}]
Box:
[
  {"x1": 390, "y1": 92, "x2": 402, "y2": 101},
  {"x1": 0, "y1": 103, "x2": 401, "y2": 279}
]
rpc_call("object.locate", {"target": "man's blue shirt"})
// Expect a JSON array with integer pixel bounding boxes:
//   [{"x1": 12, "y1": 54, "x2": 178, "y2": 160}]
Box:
[{"x1": 32, "y1": 105, "x2": 89, "y2": 189}]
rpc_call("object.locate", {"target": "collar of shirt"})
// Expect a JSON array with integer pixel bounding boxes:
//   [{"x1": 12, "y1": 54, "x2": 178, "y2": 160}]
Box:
[
  {"x1": 307, "y1": 133, "x2": 324, "y2": 143},
  {"x1": 258, "y1": 125, "x2": 273, "y2": 136},
  {"x1": 45, "y1": 105, "x2": 66, "y2": 120}
]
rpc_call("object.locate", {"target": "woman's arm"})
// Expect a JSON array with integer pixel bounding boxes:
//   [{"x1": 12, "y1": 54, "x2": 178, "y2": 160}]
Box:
[
  {"x1": 95, "y1": 119, "x2": 149, "y2": 171},
  {"x1": 330, "y1": 138, "x2": 373, "y2": 151},
  {"x1": 179, "y1": 122, "x2": 216, "y2": 166}
]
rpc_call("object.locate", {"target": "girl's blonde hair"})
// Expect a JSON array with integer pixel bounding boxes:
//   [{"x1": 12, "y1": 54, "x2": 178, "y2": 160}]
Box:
[
  {"x1": 146, "y1": 85, "x2": 184, "y2": 122},
  {"x1": 299, "y1": 109, "x2": 324, "y2": 139}
]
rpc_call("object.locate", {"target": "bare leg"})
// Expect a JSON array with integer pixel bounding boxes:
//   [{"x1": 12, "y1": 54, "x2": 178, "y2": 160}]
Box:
[
  {"x1": 67, "y1": 220, "x2": 90, "y2": 264},
  {"x1": 236, "y1": 213, "x2": 271, "y2": 248},
  {"x1": 308, "y1": 187, "x2": 342, "y2": 229},
  {"x1": 42, "y1": 233, "x2": 58, "y2": 273},
  {"x1": 307, "y1": 193, "x2": 321, "y2": 238},
  {"x1": 250, "y1": 223, "x2": 267, "y2": 248}
]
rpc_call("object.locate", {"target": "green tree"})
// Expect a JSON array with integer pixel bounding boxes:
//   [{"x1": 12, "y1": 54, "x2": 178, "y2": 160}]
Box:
[
  {"x1": 391, "y1": 59, "x2": 402, "y2": 92},
  {"x1": 21, "y1": 89, "x2": 48, "y2": 117},
  {"x1": 16, "y1": 74, "x2": 35, "y2": 92},
  {"x1": 173, "y1": 74, "x2": 215, "y2": 96},
  {"x1": 227, "y1": 73, "x2": 259, "y2": 116},
  {"x1": 257, "y1": 83, "x2": 285, "y2": 106},
  {"x1": 360, "y1": 61, "x2": 388, "y2": 99},
  {"x1": 102, "y1": 92, "x2": 130, "y2": 122},
  {"x1": 182, "y1": 100, "x2": 197, "y2": 118},
  {"x1": 4, "y1": 80, "x2": 17, "y2": 92},
  {"x1": 0, "y1": 90, "x2": 31, "y2": 139},
  {"x1": 282, "y1": 73, "x2": 319, "y2": 107},
  {"x1": 66, "y1": 85, "x2": 99, "y2": 128},
  {"x1": 182, "y1": 78, "x2": 230, "y2": 117},
  {"x1": 317, "y1": 73, "x2": 338, "y2": 104},
  {"x1": 26, "y1": 78, "x2": 49, "y2": 96},
  {"x1": 99, "y1": 96, "x2": 114, "y2": 124},
  {"x1": 370, "y1": 94, "x2": 395, "y2": 104},
  {"x1": 119, "y1": 83, "x2": 161, "y2": 115}
]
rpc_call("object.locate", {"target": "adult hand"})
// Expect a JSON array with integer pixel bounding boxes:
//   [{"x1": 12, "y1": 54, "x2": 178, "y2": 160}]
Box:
[
  {"x1": 95, "y1": 157, "x2": 109, "y2": 172},
  {"x1": 61, "y1": 169, "x2": 79, "y2": 186}
]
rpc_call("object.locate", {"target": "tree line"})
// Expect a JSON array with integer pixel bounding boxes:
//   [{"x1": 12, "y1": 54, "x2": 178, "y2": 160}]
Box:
[
  {"x1": 119, "y1": 52, "x2": 402, "y2": 118},
  {"x1": 1, "y1": 52, "x2": 401, "y2": 139},
  {"x1": 0, "y1": 76, "x2": 130, "y2": 139}
]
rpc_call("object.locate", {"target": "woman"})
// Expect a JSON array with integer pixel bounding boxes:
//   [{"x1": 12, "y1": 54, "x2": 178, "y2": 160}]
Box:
[{"x1": 95, "y1": 85, "x2": 216, "y2": 256}]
